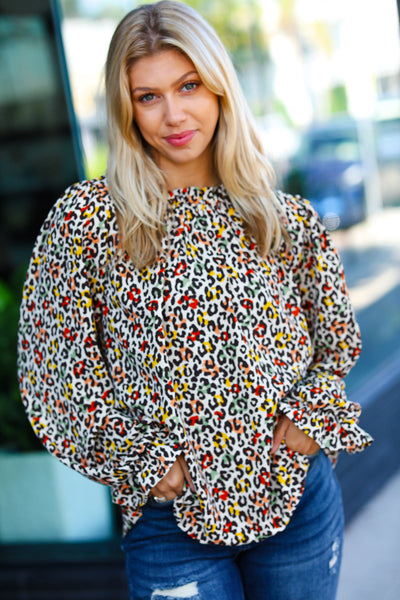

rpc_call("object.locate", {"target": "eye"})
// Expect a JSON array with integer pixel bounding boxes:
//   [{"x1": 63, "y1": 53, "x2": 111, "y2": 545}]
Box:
[
  {"x1": 181, "y1": 81, "x2": 200, "y2": 93},
  {"x1": 137, "y1": 92, "x2": 156, "y2": 104}
]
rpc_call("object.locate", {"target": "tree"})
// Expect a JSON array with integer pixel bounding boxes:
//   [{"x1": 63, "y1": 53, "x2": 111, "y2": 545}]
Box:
[{"x1": 188, "y1": 0, "x2": 268, "y2": 57}]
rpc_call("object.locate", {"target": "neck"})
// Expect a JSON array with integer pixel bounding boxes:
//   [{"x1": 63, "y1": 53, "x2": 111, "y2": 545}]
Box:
[
  {"x1": 159, "y1": 152, "x2": 220, "y2": 191},
  {"x1": 167, "y1": 172, "x2": 220, "y2": 190}
]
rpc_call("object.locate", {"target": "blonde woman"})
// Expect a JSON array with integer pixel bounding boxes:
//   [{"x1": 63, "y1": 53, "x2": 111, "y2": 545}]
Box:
[{"x1": 18, "y1": 2, "x2": 372, "y2": 599}]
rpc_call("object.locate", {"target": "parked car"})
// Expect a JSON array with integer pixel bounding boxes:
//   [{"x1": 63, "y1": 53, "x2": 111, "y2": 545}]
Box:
[{"x1": 283, "y1": 117, "x2": 366, "y2": 230}]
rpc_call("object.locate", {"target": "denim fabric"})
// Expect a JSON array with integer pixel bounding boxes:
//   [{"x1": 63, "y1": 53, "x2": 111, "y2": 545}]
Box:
[{"x1": 121, "y1": 450, "x2": 344, "y2": 600}]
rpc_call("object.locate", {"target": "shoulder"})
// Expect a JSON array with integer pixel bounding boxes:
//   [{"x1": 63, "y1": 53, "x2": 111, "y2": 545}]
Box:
[
  {"x1": 275, "y1": 190, "x2": 319, "y2": 229},
  {"x1": 41, "y1": 176, "x2": 117, "y2": 239},
  {"x1": 275, "y1": 189, "x2": 330, "y2": 246},
  {"x1": 34, "y1": 176, "x2": 119, "y2": 264},
  {"x1": 275, "y1": 190, "x2": 338, "y2": 274},
  {"x1": 275, "y1": 190, "x2": 340, "y2": 278},
  {"x1": 50, "y1": 176, "x2": 115, "y2": 228}
]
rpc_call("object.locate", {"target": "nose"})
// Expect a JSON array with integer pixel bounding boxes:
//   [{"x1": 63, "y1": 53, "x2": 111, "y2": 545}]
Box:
[{"x1": 164, "y1": 96, "x2": 186, "y2": 127}]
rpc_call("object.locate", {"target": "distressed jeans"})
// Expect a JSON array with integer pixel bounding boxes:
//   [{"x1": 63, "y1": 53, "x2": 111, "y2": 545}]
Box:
[{"x1": 121, "y1": 450, "x2": 344, "y2": 600}]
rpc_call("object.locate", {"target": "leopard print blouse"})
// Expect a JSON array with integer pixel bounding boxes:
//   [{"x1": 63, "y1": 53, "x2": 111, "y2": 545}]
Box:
[{"x1": 18, "y1": 177, "x2": 372, "y2": 545}]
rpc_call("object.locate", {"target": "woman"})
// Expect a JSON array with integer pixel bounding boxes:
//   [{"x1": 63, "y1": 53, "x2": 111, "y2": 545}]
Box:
[{"x1": 18, "y1": 2, "x2": 372, "y2": 599}]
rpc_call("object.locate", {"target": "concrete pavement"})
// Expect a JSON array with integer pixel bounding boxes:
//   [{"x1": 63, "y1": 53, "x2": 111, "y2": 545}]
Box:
[
  {"x1": 333, "y1": 206, "x2": 400, "y2": 599},
  {"x1": 337, "y1": 469, "x2": 400, "y2": 600}
]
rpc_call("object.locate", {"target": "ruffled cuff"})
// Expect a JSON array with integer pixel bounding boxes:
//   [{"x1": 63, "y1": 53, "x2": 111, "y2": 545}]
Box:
[
  {"x1": 132, "y1": 434, "x2": 182, "y2": 498},
  {"x1": 278, "y1": 396, "x2": 373, "y2": 456}
]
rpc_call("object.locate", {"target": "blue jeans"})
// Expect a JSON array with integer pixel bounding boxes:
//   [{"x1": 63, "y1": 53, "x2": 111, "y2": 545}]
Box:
[{"x1": 121, "y1": 451, "x2": 344, "y2": 600}]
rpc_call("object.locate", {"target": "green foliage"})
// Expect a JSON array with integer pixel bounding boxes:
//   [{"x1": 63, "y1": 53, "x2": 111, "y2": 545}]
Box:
[
  {"x1": 84, "y1": 142, "x2": 108, "y2": 180},
  {"x1": 272, "y1": 98, "x2": 294, "y2": 126},
  {"x1": 0, "y1": 270, "x2": 42, "y2": 451},
  {"x1": 329, "y1": 85, "x2": 348, "y2": 115}
]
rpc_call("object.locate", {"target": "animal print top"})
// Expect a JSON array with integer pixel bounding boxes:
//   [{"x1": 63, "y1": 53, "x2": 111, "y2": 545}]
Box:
[{"x1": 18, "y1": 177, "x2": 372, "y2": 545}]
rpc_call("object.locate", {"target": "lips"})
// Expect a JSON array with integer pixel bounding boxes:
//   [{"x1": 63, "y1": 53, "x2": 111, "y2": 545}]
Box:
[{"x1": 165, "y1": 130, "x2": 196, "y2": 147}]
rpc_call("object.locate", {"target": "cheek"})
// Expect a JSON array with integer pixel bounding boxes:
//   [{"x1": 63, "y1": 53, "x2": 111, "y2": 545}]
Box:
[
  {"x1": 133, "y1": 110, "x2": 158, "y2": 143},
  {"x1": 206, "y1": 96, "x2": 220, "y2": 130}
]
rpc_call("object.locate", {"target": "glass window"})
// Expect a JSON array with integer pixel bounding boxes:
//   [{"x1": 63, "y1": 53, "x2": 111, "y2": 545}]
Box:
[{"x1": 0, "y1": 0, "x2": 84, "y2": 279}]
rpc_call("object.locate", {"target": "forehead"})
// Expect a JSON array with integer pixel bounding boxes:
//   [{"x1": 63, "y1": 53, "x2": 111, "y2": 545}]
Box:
[{"x1": 128, "y1": 49, "x2": 196, "y2": 89}]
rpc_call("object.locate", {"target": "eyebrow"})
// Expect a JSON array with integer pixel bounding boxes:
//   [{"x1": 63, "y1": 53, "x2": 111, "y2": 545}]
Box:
[{"x1": 131, "y1": 70, "x2": 199, "y2": 94}]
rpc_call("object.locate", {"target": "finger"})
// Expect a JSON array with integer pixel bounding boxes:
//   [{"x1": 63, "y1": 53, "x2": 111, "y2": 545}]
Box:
[
  {"x1": 162, "y1": 468, "x2": 185, "y2": 496},
  {"x1": 271, "y1": 415, "x2": 290, "y2": 453},
  {"x1": 151, "y1": 460, "x2": 185, "y2": 499},
  {"x1": 178, "y1": 455, "x2": 196, "y2": 492},
  {"x1": 151, "y1": 480, "x2": 179, "y2": 501},
  {"x1": 150, "y1": 487, "x2": 174, "y2": 501},
  {"x1": 284, "y1": 421, "x2": 320, "y2": 455}
]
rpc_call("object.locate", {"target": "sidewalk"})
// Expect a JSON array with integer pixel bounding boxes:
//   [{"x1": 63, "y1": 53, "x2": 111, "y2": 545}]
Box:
[
  {"x1": 337, "y1": 470, "x2": 400, "y2": 600},
  {"x1": 333, "y1": 207, "x2": 400, "y2": 599},
  {"x1": 332, "y1": 206, "x2": 400, "y2": 313}
]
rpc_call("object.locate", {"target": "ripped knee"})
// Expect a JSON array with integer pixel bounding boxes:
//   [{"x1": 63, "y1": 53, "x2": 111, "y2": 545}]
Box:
[
  {"x1": 151, "y1": 581, "x2": 200, "y2": 600},
  {"x1": 329, "y1": 537, "x2": 341, "y2": 574}
]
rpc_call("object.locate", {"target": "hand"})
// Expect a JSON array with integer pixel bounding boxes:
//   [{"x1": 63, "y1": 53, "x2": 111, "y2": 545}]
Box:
[
  {"x1": 271, "y1": 414, "x2": 320, "y2": 455},
  {"x1": 150, "y1": 454, "x2": 195, "y2": 501}
]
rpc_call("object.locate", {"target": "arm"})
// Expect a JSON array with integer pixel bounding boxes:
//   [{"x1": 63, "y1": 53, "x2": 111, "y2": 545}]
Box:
[
  {"x1": 17, "y1": 181, "x2": 179, "y2": 501},
  {"x1": 277, "y1": 195, "x2": 372, "y2": 456}
]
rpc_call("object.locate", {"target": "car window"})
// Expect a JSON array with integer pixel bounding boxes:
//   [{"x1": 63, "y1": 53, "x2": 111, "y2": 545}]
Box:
[{"x1": 309, "y1": 138, "x2": 361, "y2": 162}]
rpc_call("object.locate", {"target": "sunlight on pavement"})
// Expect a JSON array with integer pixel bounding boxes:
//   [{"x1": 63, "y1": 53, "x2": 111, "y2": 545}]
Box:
[{"x1": 332, "y1": 207, "x2": 400, "y2": 311}]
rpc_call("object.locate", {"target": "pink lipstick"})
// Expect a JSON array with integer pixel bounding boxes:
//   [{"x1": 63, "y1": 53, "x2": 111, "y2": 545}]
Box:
[{"x1": 165, "y1": 130, "x2": 196, "y2": 147}]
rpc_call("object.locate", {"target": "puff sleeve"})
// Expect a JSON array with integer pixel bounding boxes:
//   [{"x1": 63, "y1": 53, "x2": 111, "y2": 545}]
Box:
[
  {"x1": 277, "y1": 194, "x2": 373, "y2": 456},
  {"x1": 17, "y1": 180, "x2": 179, "y2": 503}
]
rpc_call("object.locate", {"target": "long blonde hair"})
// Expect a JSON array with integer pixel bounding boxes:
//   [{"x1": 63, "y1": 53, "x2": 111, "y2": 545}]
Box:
[{"x1": 105, "y1": 0, "x2": 285, "y2": 268}]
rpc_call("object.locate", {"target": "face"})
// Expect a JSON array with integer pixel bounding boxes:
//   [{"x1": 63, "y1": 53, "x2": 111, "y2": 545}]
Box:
[{"x1": 128, "y1": 49, "x2": 220, "y2": 188}]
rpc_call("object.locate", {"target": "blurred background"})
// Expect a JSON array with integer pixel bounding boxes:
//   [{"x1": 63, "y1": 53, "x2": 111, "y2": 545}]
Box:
[{"x1": 0, "y1": 0, "x2": 399, "y2": 598}]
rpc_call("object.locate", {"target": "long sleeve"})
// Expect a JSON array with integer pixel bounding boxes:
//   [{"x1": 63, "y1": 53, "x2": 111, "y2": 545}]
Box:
[
  {"x1": 277, "y1": 193, "x2": 373, "y2": 455},
  {"x1": 17, "y1": 180, "x2": 179, "y2": 504}
]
